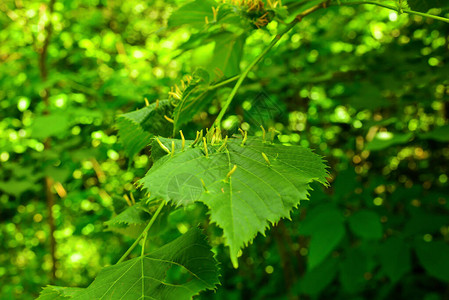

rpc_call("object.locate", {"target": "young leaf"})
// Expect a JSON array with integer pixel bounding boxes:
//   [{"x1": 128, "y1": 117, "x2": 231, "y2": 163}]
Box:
[
  {"x1": 117, "y1": 100, "x2": 172, "y2": 158},
  {"x1": 37, "y1": 286, "x2": 84, "y2": 300},
  {"x1": 140, "y1": 136, "x2": 328, "y2": 267},
  {"x1": 104, "y1": 202, "x2": 149, "y2": 227},
  {"x1": 69, "y1": 228, "x2": 219, "y2": 299},
  {"x1": 172, "y1": 69, "x2": 212, "y2": 131},
  {"x1": 168, "y1": 0, "x2": 216, "y2": 28}
]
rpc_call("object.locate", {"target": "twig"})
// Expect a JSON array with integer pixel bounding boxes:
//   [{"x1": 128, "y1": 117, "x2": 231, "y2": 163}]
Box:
[
  {"x1": 335, "y1": 1, "x2": 449, "y2": 23},
  {"x1": 213, "y1": 1, "x2": 329, "y2": 127},
  {"x1": 38, "y1": 0, "x2": 57, "y2": 282}
]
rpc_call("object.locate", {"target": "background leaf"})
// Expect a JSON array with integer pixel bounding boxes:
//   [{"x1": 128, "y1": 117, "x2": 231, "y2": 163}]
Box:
[
  {"x1": 415, "y1": 241, "x2": 449, "y2": 282},
  {"x1": 418, "y1": 125, "x2": 449, "y2": 142},
  {"x1": 348, "y1": 210, "x2": 383, "y2": 240},
  {"x1": 365, "y1": 132, "x2": 413, "y2": 151},
  {"x1": 30, "y1": 115, "x2": 71, "y2": 139},
  {"x1": 379, "y1": 237, "x2": 411, "y2": 282},
  {"x1": 300, "y1": 205, "x2": 345, "y2": 269}
]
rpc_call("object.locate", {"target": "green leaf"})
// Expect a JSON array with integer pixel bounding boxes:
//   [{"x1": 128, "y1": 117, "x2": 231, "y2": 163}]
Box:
[
  {"x1": 210, "y1": 32, "x2": 245, "y2": 77},
  {"x1": 295, "y1": 256, "x2": 338, "y2": 296},
  {"x1": 140, "y1": 135, "x2": 328, "y2": 267},
  {"x1": 379, "y1": 237, "x2": 411, "y2": 282},
  {"x1": 419, "y1": 125, "x2": 449, "y2": 142},
  {"x1": 117, "y1": 100, "x2": 172, "y2": 158},
  {"x1": 348, "y1": 210, "x2": 383, "y2": 240},
  {"x1": 172, "y1": 69, "x2": 212, "y2": 132},
  {"x1": 407, "y1": 0, "x2": 449, "y2": 12},
  {"x1": 37, "y1": 286, "x2": 84, "y2": 300},
  {"x1": 30, "y1": 115, "x2": 71, "y2": 139},
  {"x1": 339, "y1": 248, "x2": 368, "y2": 293},
  {"x1": 104, "y1": 202, "x2": 149, "y2": 227},
  {"x1": 365, "y1": 132, "x2": 413, "y2": 151},
  {"x1": 168, "y1": 0, "x2": 216, "y2": 28},
  {"x1": 105, "y1": 223, "x2": 147, "y2": 239},
  {"x1": 404, "y1": 208, "x2": 449, "y2": 236},
  {"x1": 71, "y1": 228, "x2": 219, "y2": 299},
  {"x1": 0, "y1": 180, "x2": 40, "y2": 197},
  {"x1": 300, "y1": 205, "x2": 345, "y2": 270},
  {"x1": 415, "y1": 241, "x2": 449, "y2": 282}
]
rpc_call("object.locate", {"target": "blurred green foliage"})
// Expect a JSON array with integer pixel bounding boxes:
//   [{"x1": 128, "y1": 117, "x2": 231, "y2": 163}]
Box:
[{"x1": 1, "y1": 0, "x2": 449, "y2": 299}]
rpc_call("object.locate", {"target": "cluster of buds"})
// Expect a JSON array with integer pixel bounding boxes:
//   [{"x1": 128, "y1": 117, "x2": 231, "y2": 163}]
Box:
[
  {"x1": 155, "y1": 125, "x2": 278, "y2": 161},
  {"x1": 219, "y1": 0, "x2": 282, "y2": 28},
  {"x1": 154, "y1": 127, "x2": 230, "y2": 159},
  {"x1": 221, "y1": 0, "x2": 281, "y2": 12}
]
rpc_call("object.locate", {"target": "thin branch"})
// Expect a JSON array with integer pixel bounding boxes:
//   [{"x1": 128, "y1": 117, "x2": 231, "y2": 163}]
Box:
[
  {"x1": 213, "y1": 1, "x2": 330, "y2": 127},
  {"x1": 335, "y1": 1, "x2": 449, "y2": 23},
  {"x1": 38, "y1": 0, "x2": 57, "y2": 282},
  {"x1": 39, "y1": 0, "x2": 56, "y2": 104}
]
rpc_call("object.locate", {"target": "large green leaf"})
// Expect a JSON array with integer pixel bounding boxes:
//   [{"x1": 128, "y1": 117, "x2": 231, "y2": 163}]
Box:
[
  {"x1": 70, "y1": 228, "x2": 219, "y2": 299},
  {"x1": 117, "y1": 100, "x2": 172, "y2": 158},
  {"x1": 140, "y1": 135, "x2": 328, "y2": 267},
  {"x1": 407, "y1": 0, "x2": 449, "y2": 12},
  {"x1": 300, "y1": 204, "x2": 345, "y2": 270}
]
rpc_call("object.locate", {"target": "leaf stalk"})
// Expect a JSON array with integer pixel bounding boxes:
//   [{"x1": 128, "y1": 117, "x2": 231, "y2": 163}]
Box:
[{"x1": 117, "y1": 200, "x2": 165, "y2": 263}]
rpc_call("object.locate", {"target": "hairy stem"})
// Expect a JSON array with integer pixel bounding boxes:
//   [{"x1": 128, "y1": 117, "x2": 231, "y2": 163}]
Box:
[
  {"x1": 117, "y1": 200, "x2": 165, "y2": 264},
  {"x1": 336, "y1": 1, "x2": 449, "y2": 23},
  {"x1": 213, "y1": 1, "x2": 329, "y2": 128}
]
